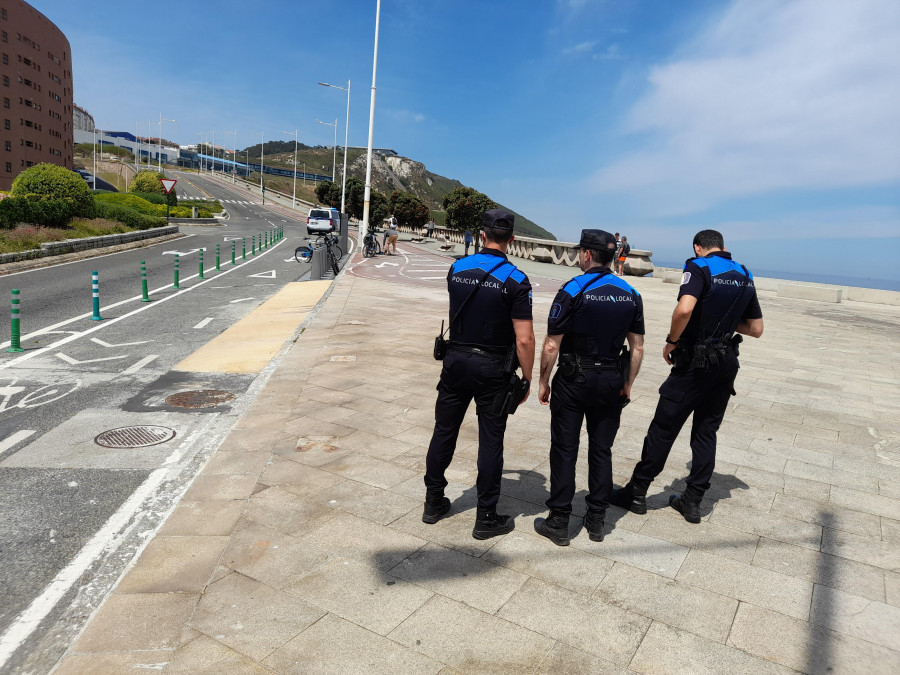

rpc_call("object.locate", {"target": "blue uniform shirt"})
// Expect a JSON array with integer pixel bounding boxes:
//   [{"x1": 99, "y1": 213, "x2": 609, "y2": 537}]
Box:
[
  {"x1": 549, "y1": 266, "x2": 645, "y2": 358},
  {"x1": 678, "y1": 251, "x2": 763, "y2": 346},
  {"x1": 446, "y1": 248, "x2": 532, "y2": 348}
]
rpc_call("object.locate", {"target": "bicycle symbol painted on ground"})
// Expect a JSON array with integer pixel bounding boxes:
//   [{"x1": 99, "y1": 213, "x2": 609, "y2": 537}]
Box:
[{"x1": 0, "y1": 377, "x2": 81, "y2": 414}]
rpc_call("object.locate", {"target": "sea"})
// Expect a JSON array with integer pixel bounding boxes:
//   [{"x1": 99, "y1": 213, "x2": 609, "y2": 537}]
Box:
[{"x1": 652, "y1": 261, "x2": 900, "y2": 292}]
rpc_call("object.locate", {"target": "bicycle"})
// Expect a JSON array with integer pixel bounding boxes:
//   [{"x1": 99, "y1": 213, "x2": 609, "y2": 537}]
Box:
[
  {"x1": 363, "y1": 229, "x2": 381, "y2": 258},
  {"x1": 295, "y1": 233, "x2": 341, "y2": 276}
]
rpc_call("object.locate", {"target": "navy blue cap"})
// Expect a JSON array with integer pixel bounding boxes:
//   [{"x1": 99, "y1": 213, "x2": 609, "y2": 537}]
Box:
[
  {"x1": 579, "y1": 229, "x2": 617, "y2": 250},
  {"x1": 483, "y1": 208, "x2": 515, "y2": 231}
]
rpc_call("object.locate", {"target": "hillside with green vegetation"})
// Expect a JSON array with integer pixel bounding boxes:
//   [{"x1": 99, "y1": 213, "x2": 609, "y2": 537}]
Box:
[{"x1": 239, "y1": 142, "x2": 556, "y2": 240}]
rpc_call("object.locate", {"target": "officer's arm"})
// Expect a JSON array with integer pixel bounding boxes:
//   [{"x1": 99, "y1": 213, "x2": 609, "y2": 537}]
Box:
[
  {"x1": 513, "y1": 319, "x2": 535, "y2": 383},
  {"x1": 538, "y1": 334, "x2": 563, "y2": 405},
  {"x1": 664, "y1": 295, "x2": 697, "y2": 364},
  {"x1": 736, "y1": 317, "x2": 764, "y2": 338},
  {"x1": 623, "y1": 332, "x2": 644, "y2": 399}
]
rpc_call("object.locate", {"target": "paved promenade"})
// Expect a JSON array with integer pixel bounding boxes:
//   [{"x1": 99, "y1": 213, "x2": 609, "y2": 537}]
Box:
[{"x1": 54, "y1": 240, "x2": 900, "y2": 674}]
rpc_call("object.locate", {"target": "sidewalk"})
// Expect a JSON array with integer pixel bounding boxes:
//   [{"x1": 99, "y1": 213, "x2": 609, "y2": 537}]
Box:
[{"x1": 54, "y1": 243, "x2": 900, "y2": 674}]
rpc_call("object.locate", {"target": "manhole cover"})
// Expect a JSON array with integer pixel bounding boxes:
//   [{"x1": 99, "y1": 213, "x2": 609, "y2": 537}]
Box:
[
  {"x1": 95, "y1": 425, "x2": 176, "y2": 448},
  {"x1": 165, "y1": 390, "x2": 236, "y2": 409}
]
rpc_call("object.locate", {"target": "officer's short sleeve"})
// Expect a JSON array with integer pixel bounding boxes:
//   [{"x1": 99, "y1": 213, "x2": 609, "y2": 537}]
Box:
[
  {"x1": 677, "y1": 260, "x2": 706, "y2": 300},
  {"x1": 547, "y1": 286, "x2": 575, "y2": 335},
  {"x1": 630, "y1": 293, "x2": 646, "y2": 335},
  {"x1": 742, "y1": 288, "x2": 763, "y2": 320},
  {"x1": 508, "y1": 271, "x2": 533, "y2": 321}
]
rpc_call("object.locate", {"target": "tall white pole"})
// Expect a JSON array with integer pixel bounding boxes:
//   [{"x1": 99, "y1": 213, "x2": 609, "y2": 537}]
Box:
[
  {"x1": 92, "y1": 126, "x2": 97, "y2": 190},
  {"x1": 158, "y1": 113, "x2": 162, "y2": 172},
  {"x1": 342, "y1": 79, "x2": 350, "y2": 213},
  {"x1": 332, "y1": 118, "x2": 337, "y2": 182},
  {"x1": 283, "y1": 130, "x2": 297, "y2": 210},
  {"x1": 134, "y1": 122, "x2": 140, "y2": 173},
  {"x1": 361, "y1": 0, "x2": 381, "y2": 247}
]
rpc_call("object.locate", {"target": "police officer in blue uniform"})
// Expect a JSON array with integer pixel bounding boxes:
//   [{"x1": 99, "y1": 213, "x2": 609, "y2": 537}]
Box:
[
  {"x1": 611, "y1": 230, "x2": 764, "y2": 523},
  {"x1": 535, "y1": 230, "x2": 645, "y2": 546},
  {"x1": 423, "y1": 209, "x2": 535, "y2": 539}
]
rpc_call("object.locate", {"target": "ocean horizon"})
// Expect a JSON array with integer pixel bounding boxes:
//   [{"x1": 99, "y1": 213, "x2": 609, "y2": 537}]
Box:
[{"x1": 652, "y1": 261, "x2": 899, "y2": 292}]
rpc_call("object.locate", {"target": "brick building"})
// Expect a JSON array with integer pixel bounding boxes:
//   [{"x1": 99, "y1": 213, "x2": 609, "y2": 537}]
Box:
[{"x1": 0, "y1": 0, "x2": 74, "y2": 191}]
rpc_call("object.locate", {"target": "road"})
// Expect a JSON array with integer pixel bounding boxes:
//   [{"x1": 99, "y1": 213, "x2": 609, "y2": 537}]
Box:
[{"x1": 0, "y1": 171, "x2": 335, "y2": 673}]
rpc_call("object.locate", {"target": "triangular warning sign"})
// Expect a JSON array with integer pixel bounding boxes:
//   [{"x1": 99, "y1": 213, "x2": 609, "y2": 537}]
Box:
[
  {"x1": 160, "y1": 178, "x2": 177, "y2": 194},
  {"x1": 248, "y1": 270, "x2": 276, "y2": 279}
]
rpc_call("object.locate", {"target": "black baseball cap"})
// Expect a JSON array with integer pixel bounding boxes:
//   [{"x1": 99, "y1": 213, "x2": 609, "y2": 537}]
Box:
[
  {"x1": 579, "y1": 229, "x2": 617, "y2": 250},
  {"x1": 483, "y1": 208, "x2": 515, "y2": 231}
]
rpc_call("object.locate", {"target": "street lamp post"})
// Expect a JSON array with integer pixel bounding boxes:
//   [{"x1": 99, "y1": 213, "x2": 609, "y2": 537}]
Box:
[
  {"x1": 249, "y1": 130, "x2": 264, "y2": 196},
  {"x1": 316, "y1": 119, "x2": 338, "y2": 183},
  {"x1": 158, "y1": 114, "x2": 175, "y2": 172},
  {"x1": 224, "y1": 130, "x2": 237, "y2": 183},
  {"x1": 318, "y1": 78, "x2": 351, "y2": 214},
  {"x1": 194, "y1": 132, "x2": 204, "y2": 172},
  {"x1": 361, "y1": 0, "x2": 382, "y2": 248},
  {"x1": 282, "y1": 130, "x2": 299, "y2": 210}
]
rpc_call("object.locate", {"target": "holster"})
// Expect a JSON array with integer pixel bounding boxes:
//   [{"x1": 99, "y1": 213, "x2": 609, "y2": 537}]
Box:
[
  {"x1": 480, "y1": 374, "x2": 530, "y2": 417},
  {"x1": 433, "y1": 336, "x2": 447, "y2": 361}
]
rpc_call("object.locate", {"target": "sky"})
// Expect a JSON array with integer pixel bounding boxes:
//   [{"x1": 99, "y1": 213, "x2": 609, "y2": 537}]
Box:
[{"x1": 32, "y1": 0, "x2": 900, "y2": 284}]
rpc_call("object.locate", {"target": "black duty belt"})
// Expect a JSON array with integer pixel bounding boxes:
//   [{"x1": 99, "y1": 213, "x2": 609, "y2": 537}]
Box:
[
  {"x1": 559, "y1": 353, "x2": 623, "y2": 374},
  {"x1": 447, "y1": 342, "x2": 508, "y2": 362}
]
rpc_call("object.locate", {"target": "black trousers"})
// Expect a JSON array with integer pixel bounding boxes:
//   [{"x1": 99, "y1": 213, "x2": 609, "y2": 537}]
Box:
[
  {"x1": 424, "y1": 350, "x2": 510, "y2": 510},
  {"x1": 546, "y1": 369, "x2": 623, "y2": 514},
  {"x1": 632, "y1": 351, "x2": 739, "y2": 492}
]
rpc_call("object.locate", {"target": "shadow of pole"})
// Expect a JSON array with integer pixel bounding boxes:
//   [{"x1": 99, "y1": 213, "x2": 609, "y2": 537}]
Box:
[{"x1": 807, "y1": 510, "x2": 835, "y2": 674}]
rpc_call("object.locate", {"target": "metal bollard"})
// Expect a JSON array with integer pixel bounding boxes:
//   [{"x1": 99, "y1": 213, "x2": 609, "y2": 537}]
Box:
[
  {"x1": 215, "y1": 244, "x2": 220, "y2": 270},
  {"x1": 264, "y1": 231, "x2": 268, "y2": 249},
  {"x1": 90, "y1": 271, "x2": 103, "y2": 320},
  {"x1": 173, "y1": 254, "x2": 181, "y2": 289},
  {"x1": 7, "y1": 289, "x2": 24, "y2": 352},
  {"x1": 199, "y1": 249, "x2": 205, "y2": 279},
  {"x1": 141, "y1": 261, "x2": 151, "y2": 302},
  {"x1": 252, "y1": 235, "x2": 256, "y2": 256},
  {"x1": 231, "y1": 241, "x2": 236, "y2": 265},
  {"x1": 242, "y1": 238, "x2": 246, "y2": 260}
]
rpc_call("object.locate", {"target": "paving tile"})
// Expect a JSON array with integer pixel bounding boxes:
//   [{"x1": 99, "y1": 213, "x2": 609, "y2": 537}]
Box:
[
  {"x1": 809, "y1": 585, "x2": 900, "y2": 651},
  {"x1": 299, "y1": 511, "x2": 427, "y2": 572},
  {"x1": 286, "y1": 557, "x2": 432, "y2": 635},
  {"x1": 753, "y1": 534, "x2": 886, "y2": 602},
  {"x1": 389, "y1": 595, "x2": 555, "y2": 675},
  {"x1": 497, "y1": 578, "x2": 650, "y2": 665},
  {"x1": 167, "y1": 634, "x2": 272, "y2": 674},
  {"x1": 594, "y1": 563, "x2": 739, "y2": 643},
  {"x1": 388, "y1": 496, "x2": 500, "y2": 558},
  {"x1": 637, "y1": 508, "x2": 760, "y2": 564},
  {"x1": 217, "y1": 428, "x2": 282, "y2": 453},
  {"x1": 483, "y1": 529, "x2": 614, "y2": 594},
  {"x1": 257, "y1": 458, "x2": 345, "y2": 497},
  {"x1": 116, "y1": 535, "x2": 228, "y2": 594},
  {"x1": 322, "y1": 478, "x2": 420, "y2": 525},
  {"x1": 244, "y1": 485, "x2": 337, "y2": 537},
  {"x1": 201, "y1": 450, "x2": 271, "y2": 476},
  {"x1": 675, "y1": 550, "x2": 813, "y2": 620},
  {"x1": 830, "y1": 486, "x2": 900, "y2": 520},
  {"x1": 784, "y1": 461, "x2": 879, "y2": 492},
  {"x1": 189, "y1": 572, "x2": 325, "y2": 661},
  {"x1": 886, "y1": 571, "x2": 900, "y2": 608},
  {"x1": 821, "y1": 527, "x2": 900, "y2": 570},
  {"x1": 183, "y1": 473, "x2": 260, "y2": 501},
  {"x1": 770, "y1": 493, "x2": 883, "y2": 539},
  {"x1": 72, "y1": 593, "x2": 199, "y2": 652},
  {"x1": 728, "y1": 602, "x2": 900, "y2": 674},
  {"x1": 265, "y1": 612, "x2": 442, "y2": 674},
  {"x1": 54, "y1": 652, "x2": 174, "y2": 674},
  {"x1": 709, "y1": 501, "x2": 822, "y2": 550},
  {"x1": 630, "y1": 621, "x2": 793, "y2": 675},
  {"x1": 534, "y1": 642, "x2": 624, "y2": 675},
  {"x1": 570, "y1": 524, "x2": 690, "y2": 579},
  {"x1": 391, "y1": 543, "x2": 527, "y2": 614}
]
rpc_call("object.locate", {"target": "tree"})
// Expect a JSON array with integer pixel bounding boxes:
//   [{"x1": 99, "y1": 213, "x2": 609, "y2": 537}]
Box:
[
  {"x1": 370, "y1": 190, "x2": 390, "y2": 226},
  {"x1": 441, "y1": 186, "x2": 496, "y2": 234},
  {"x1": 315, "y1": 180, "x2": 341, "y2": 208},
  {"x1": 130, "y1": 170, "x2": 177, "y2": 206},
  {"x1": 344, "y1": 177, "x2": 365, "y2": 219},
  {"x1": 11, "y1": 163, "x2": 94, "y2": 218},
  {"x1": 389, "y1": 190, "x2": 430, "y2": 229}
]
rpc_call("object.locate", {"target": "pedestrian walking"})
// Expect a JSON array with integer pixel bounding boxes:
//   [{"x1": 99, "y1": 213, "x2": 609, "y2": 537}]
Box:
[
  {"x1": 534, "y1": 229, "x2": 645, "y2": 545},
  {"x1": 611, "y1": 229, "x2": 764, "y2": 523},
  {"x1": 423, "y1": 209, "x2": 535, "y2": 539},
  {"x1": 464, "y1": 229, "x2": 474, "y2": 256},
  {"x1": 616, "y1": 236, "x2": 630, "y2": 276}
]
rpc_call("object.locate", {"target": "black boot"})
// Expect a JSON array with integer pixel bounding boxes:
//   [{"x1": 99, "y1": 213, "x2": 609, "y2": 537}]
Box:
[
  {"x1": 584, "y1": 508, "x2": 606, "y2": 542},
  {"x1": 472, "y1": 508, "x2": 515, "y2": 540},
  {"x1": 609, "y1": 481, "x2": 648, "y2": 515},
  {"x1": 669, "y1": 484, "x2": 704, "y2": 524},
  {"x1": 534, "y1": 510, "x2": 570, "y2": 546},
  {"x1": 422, "y1": 492, "x2": 451, "y2": 524}
]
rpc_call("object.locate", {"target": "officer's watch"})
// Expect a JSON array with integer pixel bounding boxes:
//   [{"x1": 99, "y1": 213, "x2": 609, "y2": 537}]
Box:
[{"x1": 665, "y1": 334, "x2": 680, "y2": 345}]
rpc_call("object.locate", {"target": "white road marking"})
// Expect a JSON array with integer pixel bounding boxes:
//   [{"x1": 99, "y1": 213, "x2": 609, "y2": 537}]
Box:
[
  {"x1": 91, "y1": 338, "x2": 152, "y2": 348},
  {"x1": 229, "y1": 297, "x2": 254, "y2": 304},
  {"x1": 55, "y1": 352, "x2": 128, "y2": 366},
  {"x1": 0, "y1": 430, "x2": 35, "y2": 454},
  {"x1": 248, "y1": 270, "x2": 276, "y2": 279},
  {"x1": 161, "y1": 248, "x2": 205, "y2": 256},
  {"x1": 193, "y1": 317, "x2": 214, "y2": 329},
  {"x1": 375, "y1": 262, "x2": 399, "y2": 268},
  {"x1": 122, "y1": 355, "x2": 159, "y2": 375},
  {"x1": 416, "y1": 276, "x2": 446, "y2": 280}
]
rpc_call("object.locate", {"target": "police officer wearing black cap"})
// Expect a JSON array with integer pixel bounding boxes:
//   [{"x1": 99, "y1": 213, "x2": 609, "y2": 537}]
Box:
[
  {"x1": 423, "y1": 208, "x2": 535, "y2": 539},
  {"x1": 534, "y1": 229, "x2": 645, "y2": 546},
  {"x1": 611, "y1": 229, "x2": 764, "y2": 523}
]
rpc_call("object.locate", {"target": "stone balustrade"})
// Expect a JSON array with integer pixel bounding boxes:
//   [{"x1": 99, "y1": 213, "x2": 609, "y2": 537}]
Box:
[{"x1": 397, "y1": 225, "x2": 654, "y2": 276}]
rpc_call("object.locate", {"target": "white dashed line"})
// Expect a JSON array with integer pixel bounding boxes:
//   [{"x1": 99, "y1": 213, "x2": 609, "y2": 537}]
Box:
[
  {"x1": 0, "y1": 430, "x2": 36, "y2": 454},
  {"x1": 193, "y1": 317, "x2": 214, "y2": 329},
  {"x1": 122, "y1": 355, "x2": 159, "y2": 375}
]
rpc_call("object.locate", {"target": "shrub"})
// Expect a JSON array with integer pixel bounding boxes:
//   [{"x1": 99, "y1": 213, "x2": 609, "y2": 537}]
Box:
[
  {"x1": 130, "y1": 191, "x2": 167, "y2": 205},
  {"x1": 179, "y1": 199, "x2": 223, "y2": 214},
  {"x1": 68, "y1": 218, "x2": 132, "y2": 237},
  {"x1": 0, "y1": 196, "x2": 25, "y2": 229},
  {"x1": 93, "y1": 201, "x2": 166, "y2": 230},
  {"x1": 94, "y1": 192, "x2": 160, "y2": 215},
  {"x1": 130, "y1": 170, "x2": 177, "y2": 206},
  {"x1": 11, "y1": 163, "x2": 95, "y2": 218},
  {"x1": 0, "y1": 225, "x2": 68, "y2": 253}
]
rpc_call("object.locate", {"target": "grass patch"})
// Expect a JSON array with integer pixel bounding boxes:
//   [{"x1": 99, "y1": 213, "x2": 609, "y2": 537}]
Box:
[
  {"x1": 179, "y1": 199, "x2": 223, "y2": 214},
  {"x1": 0, "y1": 219, "x2": 141, "y2": 253}
]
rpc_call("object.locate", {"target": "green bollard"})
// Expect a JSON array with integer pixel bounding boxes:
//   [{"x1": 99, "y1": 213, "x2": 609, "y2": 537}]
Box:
[
  {"x1": 90, "y1": 271, "x2": 103, "y2": 321},
  {"x1": 231, "y1": 241, "x2": 236, "y2": 265},
  {"x1": 199, "y1": 249, "x2": 205, "y2": 279},
  {"x1": 173, "y1": 254, "x2": 181, "y2": 289},
  {"x1": 242, "y1": 238, "x2": 246, "y2": 260},
  {"x1": 140, "y1": 261, "x2": 151, "y2": 302},
  {"x1": 252, "y1": 235, "x2": 256, "y2": 256},
  {"x1": 7, "y1": 289, "x2": 24, "y2": 352},
  {"x1": 215, "y1": 244, "x2": 220, "y2": 270},
  {"x1": 264, "y1": 231, "x2": 268, "y2": 249}
]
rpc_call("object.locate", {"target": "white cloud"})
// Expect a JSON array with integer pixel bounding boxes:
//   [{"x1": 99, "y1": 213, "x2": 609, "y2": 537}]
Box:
[
  {"x1": 562, "y1": 40, "x2": 597, "y2": 56},
  {"x1": 590, "y1": 0, "x2": 900, "y2": 215}
]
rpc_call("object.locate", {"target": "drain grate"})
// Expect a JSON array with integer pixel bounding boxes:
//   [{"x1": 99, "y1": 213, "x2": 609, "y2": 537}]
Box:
[
  {"x1": 95, "y1": 425, "x2": 176, "y2": 449},
  {"x1": 165, "y1": 390, "x2": 236, "y2": 409}
]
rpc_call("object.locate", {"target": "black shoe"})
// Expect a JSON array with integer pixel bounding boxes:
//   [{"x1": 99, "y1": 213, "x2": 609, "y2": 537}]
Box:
[
  {"x1": 472, "y1": 508, "x2": 515, "y2": 540},
  {"x1": 584, "y1": 509, "x2": 606, "y2": 542},
  {"x1": 534, "y1": 510, "x2": 570, "y2": 546},
  {"x1": 669, "y1": 485, "x2": 703, "y2": 524},
  {"x1": 609, "y1": 481, "x2": 648, "y2": 515},
  {"x1": 422, "y1": 494, "x2": 451, "y2": 524}
]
